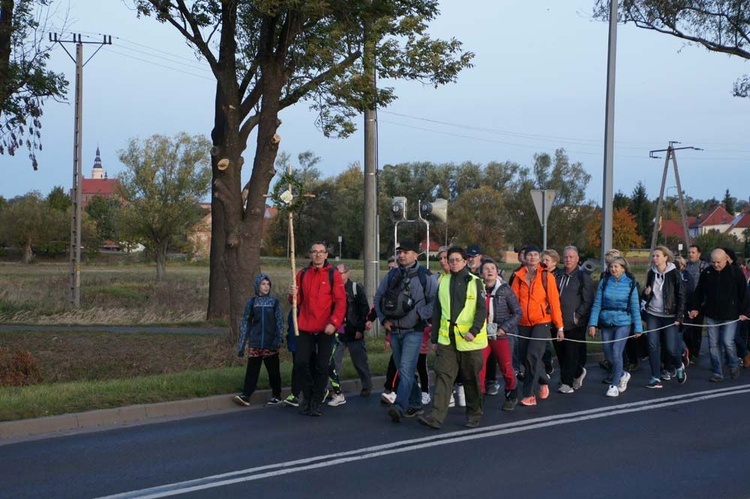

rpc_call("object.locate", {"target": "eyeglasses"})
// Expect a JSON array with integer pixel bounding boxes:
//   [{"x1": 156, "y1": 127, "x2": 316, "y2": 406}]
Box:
[
  {"x1": 448, "y1": 258, "x2": 464, "y2": 264},
  {"x1": 310, "y1": 250, "x2": 327, "y2": 255}
]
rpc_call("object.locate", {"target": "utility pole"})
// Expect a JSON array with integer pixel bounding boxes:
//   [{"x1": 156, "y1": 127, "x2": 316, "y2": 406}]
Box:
[
  {"x1": 601, "y1": 0, "x2": 618, "y2": 267},
  {"x1": 51, "y1": 33, "x2": 111, "y2": 308},
  {"x1": 362, "y1": 10, "x2": 379, "y2": 308},
  {"x1": 648, "y1": 142, "x2": 701, "y2": 254}
]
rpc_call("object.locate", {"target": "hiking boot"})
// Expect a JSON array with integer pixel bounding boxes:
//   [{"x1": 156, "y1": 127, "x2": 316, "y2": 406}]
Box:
[
  {"x1": 266, "y1": 397, "x2": 283, "y2": 406},
  {"x1": 572, "y1": 367, "x2": 587, "y2": 390},
  {"x1": 417, "y1": 414, "x2": 442, "y2": 430},
  {"x1": 388, "y1": 406, "x2": 402, "y2": 423},
  {"x1": 404, "y1": 407, "x2": 424, "y2": 418},
  {"x1": 502, "y1": 397, "x2": 518, "y2": 411},
  {"x1": 327, "y1": 393, "x2": 346, "y2": 407},
  {"x1": 233, "y1": 395, "x2": 251, "y2": 407},
  {"x1": 283, "y1": 394, "x2": 299, "y2": 407}
]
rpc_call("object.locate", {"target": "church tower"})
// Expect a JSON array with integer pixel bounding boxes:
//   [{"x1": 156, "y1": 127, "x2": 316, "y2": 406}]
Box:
[{"x1": 91, "y1": 146, "x2": 106, "y2": 179}]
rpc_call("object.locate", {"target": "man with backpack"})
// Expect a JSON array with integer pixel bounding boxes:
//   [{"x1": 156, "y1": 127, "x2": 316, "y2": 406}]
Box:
[
  {"x1": 684, "y1": 244, "x2": 709, "y2": 364},
  {"x1": 290, "y1": 242, "x2": 347, "y2": 417},
  {"x1": 374, "y1": 240, "x2": 437, "y2": 424}
]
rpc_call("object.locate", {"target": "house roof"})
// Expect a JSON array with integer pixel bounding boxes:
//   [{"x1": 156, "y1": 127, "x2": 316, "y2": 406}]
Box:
[
  {"x1": 420, "y1": 238, "x2": 442, "y2": 252},
  {"x1": 660, "y1": 219, "x2": 687, "y2": 238},
  {"x1": 81, "y1": 178, "x2": 118, "y2": 196},
  {"x1": 691, "y1": 205, "x2": 734, "y2": 228},
  {"x1": 729, "y1": 212, "x2": 750, "y2": 230}
]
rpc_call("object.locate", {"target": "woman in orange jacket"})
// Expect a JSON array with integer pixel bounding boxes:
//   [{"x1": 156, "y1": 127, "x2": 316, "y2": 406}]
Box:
[{"x1": 510, "y1": 245, "x2": 564, "y2": 406}]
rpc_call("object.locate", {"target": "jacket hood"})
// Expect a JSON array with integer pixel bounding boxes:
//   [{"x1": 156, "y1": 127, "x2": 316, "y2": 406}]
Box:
[
  {"x1": 651, "y1": 262, "x2": 676, "y2": 275},
  {"x1": 254, "y1": 273, "x2": 272, "y2": 295}
]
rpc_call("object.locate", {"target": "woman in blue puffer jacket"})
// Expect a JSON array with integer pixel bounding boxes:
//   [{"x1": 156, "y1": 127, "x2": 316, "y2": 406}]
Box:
[
  {"x1": 588, "y1": 256, "x2": 643, "y2": 398},
  {"x1": 233, "y1": 273, "x2": 284, "y2": 407}
]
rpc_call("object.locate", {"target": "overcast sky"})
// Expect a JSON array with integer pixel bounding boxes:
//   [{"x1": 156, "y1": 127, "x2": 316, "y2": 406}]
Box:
[{"x1": 3, "y1": 0, "x2": 748, "y2": 206}]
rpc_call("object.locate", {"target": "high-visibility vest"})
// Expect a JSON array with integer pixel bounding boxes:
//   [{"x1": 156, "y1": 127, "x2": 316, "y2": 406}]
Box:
[{"x1": 437, "y1": 273, "x2": 487, "y2": 351}]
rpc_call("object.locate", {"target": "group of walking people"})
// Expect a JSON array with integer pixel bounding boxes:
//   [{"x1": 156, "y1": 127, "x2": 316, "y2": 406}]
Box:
[{"x1": 233, "y1": 239, "x2": 750, "y2": 430}]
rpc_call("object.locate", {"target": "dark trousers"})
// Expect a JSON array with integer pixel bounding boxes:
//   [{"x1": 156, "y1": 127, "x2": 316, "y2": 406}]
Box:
[
  {"x1": 294, "y1": 332, "x2": 335, "y2": 406},
  {"x1": 242, "y1": 353, "x2": 281, "y2": 398},
  {"x1": 385, "y1": 354, "x2": 398, "y2": 391},
  {"x1": 519, "y1": 323, "x2": 551, "y2": 398},
  {"x1": 553, "y1": 326, "x2": 585, "y2": 386},
  {"x1": 684, "y1": 313, "x2": 704, "y2": 359},
  {"x1": 332, "y1": 337, "x2": 373, "y2": 391},
  {"x1": 431, "y1": 342, "x2": 484, "y2": 424}
]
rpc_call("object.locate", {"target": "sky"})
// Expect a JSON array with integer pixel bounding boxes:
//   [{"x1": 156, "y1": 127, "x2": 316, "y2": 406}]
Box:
[{"x1": 3, "y1": 0, "x2": 749, "y2": 206}]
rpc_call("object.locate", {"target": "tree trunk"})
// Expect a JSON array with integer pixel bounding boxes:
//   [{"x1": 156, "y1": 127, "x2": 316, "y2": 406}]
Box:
[
  {"x1": 22, "y1": 239, "x2": 33, "y2": 264},
  {"x1": 155, "y1": 248, "x2": 166, "y2": 281}
]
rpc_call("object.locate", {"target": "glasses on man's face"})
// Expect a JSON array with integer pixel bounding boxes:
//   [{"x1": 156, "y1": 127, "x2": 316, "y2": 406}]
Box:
[
  {"x1": 448, "y1": 258, "x2": 464, "y2": 264},
  {"x1": 310, "y1": 250, "x2": 327, "y2": 255}
]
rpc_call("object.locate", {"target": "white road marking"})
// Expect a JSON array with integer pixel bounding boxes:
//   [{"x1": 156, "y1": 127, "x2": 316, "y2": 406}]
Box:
[{"x1": 99, "y1": 385, "x2": 750, "y2": 498}]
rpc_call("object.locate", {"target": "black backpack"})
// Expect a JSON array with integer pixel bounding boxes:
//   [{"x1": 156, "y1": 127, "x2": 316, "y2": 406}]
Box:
[{"x1": 381, "y1": 266, "x2": 430, "y2": 319}]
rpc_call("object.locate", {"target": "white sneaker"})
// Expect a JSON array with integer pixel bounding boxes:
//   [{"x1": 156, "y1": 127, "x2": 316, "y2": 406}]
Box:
[
  {"x1": 449, "y1": 393, "x2": 456, "y2": 407},
  {"x1": 618, "y1": 371, "x2": 631, "y2": 393},
  {"x1": 421, "y1": 392, "x2": 431, "y2": 405},
  {"x1": 327, "y1": 393, "x2": 346, "y2": 406},
  {"x1": 455, "y1": 385, "x2": 466, "y2": 407},
  {"x1": 380, "y1": 391, "x2": 396, "y2": 405},
  {"x1": 572, "y1": 367, "x2": 587, "y2": 390},
  {"x1": 558, "y1": 384, "x2": 574, "y2": 394},
  {"x1": 606, "y1": 384, "x2": 619, "y2": 397}
]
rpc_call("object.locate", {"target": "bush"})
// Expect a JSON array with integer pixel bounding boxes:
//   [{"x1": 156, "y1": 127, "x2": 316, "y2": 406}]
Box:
[{"x1": 0, "y1": 348, "x2": 43, "y2": 386}]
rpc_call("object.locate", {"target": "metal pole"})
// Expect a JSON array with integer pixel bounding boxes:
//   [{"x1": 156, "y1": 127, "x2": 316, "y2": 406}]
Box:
[
  {"x1": 363, "y1": 14, "x2": 379, "y2": 305},
  {"x1": 70, "y1": 40, "x2": 83, "y2": 308},
  {"x1": 542, "y1": 193, "x2": 547, "y2": 250},
  {"x1": 600, "y1": 0, "x2": 618, "y2": 265},
  {"x1": 650, "y1": 148, "x2": 671, "y2": 252},
  {"x1": 671, "y1": 151, "x2": 692, "y2": 252}
]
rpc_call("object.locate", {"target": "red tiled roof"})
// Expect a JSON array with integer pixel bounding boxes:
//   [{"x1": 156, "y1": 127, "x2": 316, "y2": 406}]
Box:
[
  {"x1": 420, "y1": 238, "x2": 442, "y2": 251},
  {"x1": 692, "y1": 205, "x2": 734, "y2": 227},
  {"x1": 660, "y1": 219, "x2": 687, "y2": 238},
  {"x1": 730, "y1": 212, "x2": 750, "y2": 229},
  {"x1": 81, "y1": 178, "x2": 118, "y2": 196}
]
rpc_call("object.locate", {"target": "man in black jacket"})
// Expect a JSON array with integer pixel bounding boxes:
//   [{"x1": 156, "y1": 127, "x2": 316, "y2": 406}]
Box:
[
  {"x1": 688, "y1": 248, "x2": 750, "y2": 382},
  {"x1": 331, "y1": 264, "x2": 373, "y2": 399}
]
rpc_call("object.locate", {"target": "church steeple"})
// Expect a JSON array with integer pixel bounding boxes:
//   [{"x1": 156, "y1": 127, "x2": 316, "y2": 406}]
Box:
[{"x1": 91, "y1": 146, "x2": 105, "y2": 179}]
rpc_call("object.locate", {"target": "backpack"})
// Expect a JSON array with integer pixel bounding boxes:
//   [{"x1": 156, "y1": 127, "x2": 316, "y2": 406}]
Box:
[{"x1": 381, "y1": 266, "x2": 431, "y2": 319}]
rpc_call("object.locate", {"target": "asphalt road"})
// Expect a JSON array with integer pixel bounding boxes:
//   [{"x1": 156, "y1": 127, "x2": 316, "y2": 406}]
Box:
[{"x1": 2, "y1": 362, "x2": 749, "y2": 499}]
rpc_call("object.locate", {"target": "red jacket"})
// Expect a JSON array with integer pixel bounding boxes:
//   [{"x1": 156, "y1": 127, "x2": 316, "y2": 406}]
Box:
[
  {"x1": 511, "y1": 266, "x2": 563, "y2": 329},
  {"x1": 293, "y1": 262, "x2": 346, "y2": 334}
]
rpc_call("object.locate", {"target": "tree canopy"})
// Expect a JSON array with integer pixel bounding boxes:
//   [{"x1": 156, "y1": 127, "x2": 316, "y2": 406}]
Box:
[{"x1": 0, "y1": 0, "x2": 68, "y2": 165}]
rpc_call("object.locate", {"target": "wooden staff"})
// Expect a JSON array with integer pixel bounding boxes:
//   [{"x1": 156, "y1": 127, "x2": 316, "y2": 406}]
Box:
[{"x1": 287, "y1": 163, "x2": 300, "y2": 336}]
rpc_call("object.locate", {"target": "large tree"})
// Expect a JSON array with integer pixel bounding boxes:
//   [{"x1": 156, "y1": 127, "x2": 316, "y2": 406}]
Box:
[
  {"x1": 117, "y1": 133, "x2": 212, "y2": 281},
  {"x1": 595, "y1": 0, "x2": 750, "y2": 96},
  {"x1": 0, "y1": 0, "x2": 67, "y2": 165},
  {"x1": 133, "y1": 1, "x2": 473, "y2": 339}
]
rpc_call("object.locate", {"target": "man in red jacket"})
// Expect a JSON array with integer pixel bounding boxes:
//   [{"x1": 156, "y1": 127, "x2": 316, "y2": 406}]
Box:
[{"x1": 290, "y1": 241, "x2": 347, "y2": 416}]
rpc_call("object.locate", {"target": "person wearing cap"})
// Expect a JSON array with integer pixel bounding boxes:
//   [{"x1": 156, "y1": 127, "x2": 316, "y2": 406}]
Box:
[
  {"x1": 466, "y1": 245, "x2": 483, "y2": 276},
  {"x1": 374, "y1": 240, "x2": 437, "y2": 423},
  {"x1": 418, "y1": 246, "x2": 488, "y2": 429},
  {"x1": 510, "y1": 245, "x2": 564, "y2": 407}
]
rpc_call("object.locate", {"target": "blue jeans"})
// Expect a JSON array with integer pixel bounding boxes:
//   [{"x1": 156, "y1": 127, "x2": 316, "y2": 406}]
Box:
[
  {"x1": 706, "y1": 317, "x2": 739, "y2": 378},
  {"x1": 601, "y1": 325, "x2": 630, "y2": 384},
  {"x1": 646, "y1": 314, "x2": 682, "y2": 378},
  {"x1": 388, "y1": 330, "x2": 423, "y2": 414}
]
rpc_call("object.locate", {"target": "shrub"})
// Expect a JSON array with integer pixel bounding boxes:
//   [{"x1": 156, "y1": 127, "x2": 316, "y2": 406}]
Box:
[{"x1": 0, "y1": 348, "x2": 43, "y2": 386}]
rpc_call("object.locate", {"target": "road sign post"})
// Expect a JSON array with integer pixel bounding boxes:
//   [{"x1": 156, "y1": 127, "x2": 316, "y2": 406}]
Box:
[{"x1": 530, "y1": 189, "x2": 556, "y2": 250}]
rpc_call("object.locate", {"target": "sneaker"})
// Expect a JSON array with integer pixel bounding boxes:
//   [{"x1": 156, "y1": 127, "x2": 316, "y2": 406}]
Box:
[
  {"x1": 417, "y1": 414, "x2": 441, "y2": 430},
  {"x1": 502, "y1": 397, "x2": 518, "y2": 411},
  {"x1": 327, "y1": 393, "x2": 346, "y2": 407},
  {"x1": 455, "y1": 385, "x2": 466, "y2": 407},
  {"x1": 464, "y1": 419, "x2": 481, "y2": 428},
  {"x1": 660, "y1": 370, "x2": 672, "y2": 381},
  {"x1": 606, "y1": 384, "x2": 619, "y2": 397},
  {"x1": 730, "y1": 366, "x2": 740, "y2": 380},
  {"x1": 283, "y1": 394, "x2": 299, "y2": 407},
  {"x1": 618, "y1": 372, "x2": 631, "y2": 393},
  {"x1": 486, "y1": 381, "x2": 500, "y2": 396},
  {"x1": 233, "y1": 395, "x2": 251, "y2": 407},
  {"x1": 404, "y1": 407, "x2": 424, "y2": 418},
  {"x1": 676, "y1": 366, "x2": 687, "y2": 385},
  {"x1": 558, "y1": 384, "x2": 574, "y2": 394},
  {"x1": 449, "y1": 394, "x2": 456, "y2": 407},
  {"x1": 266, "y1": 397, "x2": 283, "y2": 406},
  {"x1": 628, "y1": 360, "x2": 639, "y2": 372},
  {"x1": 360, "y1": 387, "x2": 371, "y2": 397},
  {"x1": 709, "y1": 374, "x2": 723, "y2": 382},
  {"x1": 572, "y1": 367, "x2": 587, "y2": 390},
  {"x1": 309, "y1": 403, "x2": 322, "y2": 417},
  {"x1": 520, "y1": 396, "x2": 537, "y2": 406},
  {"x1": 421, "y1": 392, "x2": 431, "y2": 405},
  {"x1": 646, "y1": 377, "x2": 663, "y2": 389},
  {"x1": 380, "y1": 391, "x2": 396, "y2": 405},
  {"x1": 388, "y1": 406, "x2": 401, "y2": 423},
  {"x1": 538, "y1": 384, "x2": 550, "y2": 400}
]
